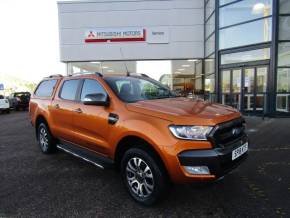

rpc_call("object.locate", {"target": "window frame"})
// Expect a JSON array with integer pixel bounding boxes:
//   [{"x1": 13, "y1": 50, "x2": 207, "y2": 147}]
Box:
[
  {"x1": 79, "y1": 78, "x2": 109, "y2": 102},
  {"x1": 219, "y1": 0, "x2": 273, "y2": 29},
  {"x1": 34, "y1": 79, "x2": 58, "y2": 98},
  {"x1": 58, "y1": 79, "x2": 82, "y2": 102}
]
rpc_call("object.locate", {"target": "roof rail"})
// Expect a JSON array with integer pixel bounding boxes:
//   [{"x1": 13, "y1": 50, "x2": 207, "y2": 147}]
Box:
[
  {"x1": 95, "y1": 72, "x2": 103, "y2": 77},
  {"x1": 48, "y1": 74, "x2": 63, "y2": 78},
  {"x1": 127, "y1": 72, "x2": 150, "y2": 78},
  {"x1": 70, "y1": 72, "x2": 103, "y2": 77}
]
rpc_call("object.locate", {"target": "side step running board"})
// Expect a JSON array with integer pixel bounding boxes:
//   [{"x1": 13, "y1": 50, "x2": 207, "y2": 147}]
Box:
[{"x1": 56, "y1": 142, "x2": 114, "y2": 170}]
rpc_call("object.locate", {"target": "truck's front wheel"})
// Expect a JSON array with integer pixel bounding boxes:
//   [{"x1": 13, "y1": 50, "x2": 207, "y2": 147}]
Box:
[{"x1": 121, "y1": 148, "x2": 169, "y2": 206}]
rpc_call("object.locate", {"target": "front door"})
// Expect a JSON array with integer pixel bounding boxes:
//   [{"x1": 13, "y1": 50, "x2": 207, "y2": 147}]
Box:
[
  {"x1": 221, "y1": 66, "x2": 268, "y2": 114},
  {"x1": 72, "y1": 78, "x2": 111, "y2": 155}
]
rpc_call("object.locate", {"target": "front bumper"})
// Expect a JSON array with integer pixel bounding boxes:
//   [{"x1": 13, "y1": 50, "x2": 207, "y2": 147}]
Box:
[{"x1": 178, "y1": 136, "x2": 248, "y2": 179}]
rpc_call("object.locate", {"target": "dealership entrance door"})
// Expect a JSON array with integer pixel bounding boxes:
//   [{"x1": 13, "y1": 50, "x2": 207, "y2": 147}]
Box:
[{"x1": 221, "y1": 65, "x2": 268, "y2": 114}]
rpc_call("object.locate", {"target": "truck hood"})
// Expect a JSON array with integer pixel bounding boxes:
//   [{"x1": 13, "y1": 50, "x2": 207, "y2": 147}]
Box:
[{"x1": 126, "y1": 97, "x2": 241, "y2": 126}]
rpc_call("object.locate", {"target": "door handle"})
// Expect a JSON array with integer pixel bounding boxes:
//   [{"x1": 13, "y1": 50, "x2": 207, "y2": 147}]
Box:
[
  {"x1": 72, "y1": 108, "x2": 82, "y2": 113},
  {"x1": 54, "y1": 104, "x2": 60, "y2": 109},
  {"x1": 108, "y1": 113, "x2": 119, "y2": 125}
]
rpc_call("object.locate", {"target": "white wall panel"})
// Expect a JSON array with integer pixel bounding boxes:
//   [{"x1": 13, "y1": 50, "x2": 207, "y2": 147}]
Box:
[{"x1": 58, "y1": 0, "x2": 205, "y2": 62}]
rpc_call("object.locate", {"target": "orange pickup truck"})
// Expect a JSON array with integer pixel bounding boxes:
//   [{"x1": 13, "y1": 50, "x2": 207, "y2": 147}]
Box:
[{"x1": 29, "y1": 73, "x2": 248, "y2": 205}]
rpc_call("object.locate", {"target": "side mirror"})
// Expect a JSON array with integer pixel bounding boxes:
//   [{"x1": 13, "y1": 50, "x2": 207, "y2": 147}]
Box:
[{"x1": 83, "y1": 93, "x2": 110, "y2": 106}]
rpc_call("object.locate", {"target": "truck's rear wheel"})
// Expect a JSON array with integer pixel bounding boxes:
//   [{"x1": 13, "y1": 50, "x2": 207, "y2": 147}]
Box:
[
  {"x1": 37, "y1": 123, "x2": 56, "y2": 154},
  {"x1": 121, "y1": 148, "x2": 169, "y2": 206}
]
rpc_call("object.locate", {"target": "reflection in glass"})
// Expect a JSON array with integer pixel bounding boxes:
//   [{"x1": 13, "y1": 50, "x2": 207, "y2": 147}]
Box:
[
  {"x1": 221, "y1": 48, "x2": 270, "y2": 65},
  {"x1": 222, "y1": 94, "x2": 232, "y2": 106},
  {"x1": 232, "y1": 94, "x2": 241, "y2": 110},
  {"x1": 222, "y1": 70, "x2": 231, "y2": 93},
  {"x1": 244, "y1": 68, "x2": 255, "y2": 93},
  {"x1": 279, "y1": 16, "x2": 290, "y2": 41},
  {"x1": 205, "y1": 14, "x2": 215, "y2": 39},
  {"x1": 220, "y1": 0, "x2": 236, "y2": 6},
  {"x1": 279, "y1": 0, "x2": 290, "y2": 14},
  {"x1": 205, "y1": 33, "x2": 215, "y2": 56},
  {"x1": 206, "y1": 0, "x2": 215, "y2": 20},
  {"x1": 256, "y1": 67, "x2": 268, "y2": 92},
  {"x1": 277, "y1": 68, "x2": 290, "y2": 92},
  {"x1": 205, "y1": 56, "x2": 215, "y2": 75},
  {"x1": 220, "y1": 18, "x2": 272, "y2": 49},
  {"x1": 244, "y1": 94, "x2": 255, "y2": 111},
  {"x1": 276, "y1": 94, "x2": 290, "y2": 112},
  {"x1": 205, "y1": 74, "x2": 215, "y2": 93},
  {"x1": 278, "y1": 43, "x2": 290, "y2": 67},
  {"x1": 232, "y1": 69, "x2": 241, "y2": 93},
  {"x1": 219, "y1": 0, "x2": 272, "y2": 28},
  {"x1": 255, "y1": 94, "x2": 266, "y2": 110}
]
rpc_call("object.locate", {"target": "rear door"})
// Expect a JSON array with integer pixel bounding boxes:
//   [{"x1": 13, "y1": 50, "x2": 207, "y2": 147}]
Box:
[
  {"x1": 49, "y1": 79, "x2": 82, "y2": 142},
  {"x1": 72, "y1": 78, "x2": 111, "y2": 155}
]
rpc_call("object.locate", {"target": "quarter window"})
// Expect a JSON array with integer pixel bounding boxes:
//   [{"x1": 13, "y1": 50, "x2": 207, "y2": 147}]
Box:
[
  {"x1": 35, "y1": 80, "x2": 57, "y2": 97},
  {"x1": 60, "y1": 80, "x2": 80, "y2": 101}
]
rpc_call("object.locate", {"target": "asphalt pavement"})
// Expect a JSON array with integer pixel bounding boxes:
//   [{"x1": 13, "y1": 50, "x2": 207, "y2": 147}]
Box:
[{"x1": 0, "y1": 112, "x2": 290, "y2": 217}]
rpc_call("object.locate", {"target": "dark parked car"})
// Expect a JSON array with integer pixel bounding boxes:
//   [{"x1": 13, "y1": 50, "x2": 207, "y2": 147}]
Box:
[{"x1": 10, "y1": 92, "x2": 31, "y2": 110}]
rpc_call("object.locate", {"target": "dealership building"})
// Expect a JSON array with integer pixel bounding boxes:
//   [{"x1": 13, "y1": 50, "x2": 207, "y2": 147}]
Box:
[{"x1": 58, "y1": 0, "x2": 290, "y2": 116}]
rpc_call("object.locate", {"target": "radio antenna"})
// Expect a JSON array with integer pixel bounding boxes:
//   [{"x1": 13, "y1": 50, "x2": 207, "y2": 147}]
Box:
[
  {"x1": 119, "y1": 47, "x2": 130, "y2": 76},
  {"x1": 100, "y1": 62, "x2": 104, "y2": 75}
]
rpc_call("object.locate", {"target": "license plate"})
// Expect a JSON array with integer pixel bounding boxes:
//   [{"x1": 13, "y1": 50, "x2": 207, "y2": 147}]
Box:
[{"x1": 232, "y1": 142, "x2": 248, "y2": 160}]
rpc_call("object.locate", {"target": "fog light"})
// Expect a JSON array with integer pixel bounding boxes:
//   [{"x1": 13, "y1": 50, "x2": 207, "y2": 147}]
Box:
[{"x1": 184, "y1": 166, "x2": 210, "y2": 175}]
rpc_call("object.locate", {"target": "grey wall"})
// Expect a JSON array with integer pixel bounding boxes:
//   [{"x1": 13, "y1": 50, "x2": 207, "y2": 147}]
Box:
[{"x1": 58, "y1": 0, "x2": 204, "y2": 62}]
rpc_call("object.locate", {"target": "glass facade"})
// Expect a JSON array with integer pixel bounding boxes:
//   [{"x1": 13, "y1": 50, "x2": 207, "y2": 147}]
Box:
[
  {"x1": 220, "y1": 17, "x2": 272, "y2": 49},
  {"x1": 278, "y1": 43, "x2": 290, "y2": 67},
  {"x1": 221, "y1": 48, "x2": 270, "y2": 65},
  {"x1": 276, "y1": 0, "x2": 290, "y2": 113},
  {"x1": 204, "y1": 0, "x2": 216, "y2": 99},
  {"x1": 219, "y1": 0, "x2": 272, "y2": 28},
  {"x1": 279, "y1": 0, "x2": 290, "y2": 14},
  {"x1": 279, "y1": 16, "x2": 290, "y2": 40},
  {"x1": 218, "y1": 0, "x2": 273, "y2": 114}
]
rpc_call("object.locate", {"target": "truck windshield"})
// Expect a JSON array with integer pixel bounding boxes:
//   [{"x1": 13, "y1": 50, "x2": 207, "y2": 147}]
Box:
[{"x1": 104, "y1": 76, "x2": 175, "y2": 103}]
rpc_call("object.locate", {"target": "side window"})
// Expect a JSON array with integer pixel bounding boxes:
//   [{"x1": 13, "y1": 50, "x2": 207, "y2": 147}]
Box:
[
  {"x1": 60, "y1": 80, "x2": 80, "y2": 101},
  {"x1": 80, "y1": 79, "x2": 107, "y2": 101},
  {"x1": 35, "y1": 80, "x2": 57, "y2": 97}
]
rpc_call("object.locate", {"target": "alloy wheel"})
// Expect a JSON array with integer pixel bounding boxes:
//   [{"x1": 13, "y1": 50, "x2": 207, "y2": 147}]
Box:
[
  {"x1": 126, "y1": 157, "x2": 155, "y2": 198},
  {"x1": 39, "y1": 127, "x2": 49, "y2": 151}
]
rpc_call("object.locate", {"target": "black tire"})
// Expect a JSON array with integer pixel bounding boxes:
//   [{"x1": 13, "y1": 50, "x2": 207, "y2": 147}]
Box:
[
  {"x1": 37, "y1": 123, "x2": 56, "y2": 154},
  {"x1": 6, "y1": 110, "x2": 10, "y2": 114},
  {"x1": 121, "y1": 148, "x2": 170, "y2": 206}
]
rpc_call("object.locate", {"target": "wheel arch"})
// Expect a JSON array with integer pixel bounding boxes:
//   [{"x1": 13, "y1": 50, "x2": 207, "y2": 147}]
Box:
[
  {"x1": 114, "y1": 135, "x2": 169, "y2": 179},
  {"x1": 35, "y1": 115, "x2": 49, "y2": 139}
]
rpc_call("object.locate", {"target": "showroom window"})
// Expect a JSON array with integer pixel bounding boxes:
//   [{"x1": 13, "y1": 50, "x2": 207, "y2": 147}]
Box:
[
  {"x1": 67, "y1": 59, "x2": 203, "y2": 98},
  {"x1": 278, "y1": 43, "x2": 290, "y2": 67},
  {"x1": 219, "y1": 0, "x2": 272, "y2": 28},
  {"x1": 221, "y1": 48, "x2": 270, "y2": 65},
  {"x1": 204, "y1": 0, "x2": 216, "y2": 97},
  {"x1": 279, "y1": 0, "x2": 290, "y2": 14},
  {"x1": 220, "y1": 17, "x2": 272, "y2": 49},
  {"x1": 205, "y1": 0, "x2": 215, "y2": 20},
  {"x1": 276, "y1": 0, "x2": 290, "y2": 113},
  {"x1": 279, "y1": 16, "x2": 290, "y2": 41},
  {"x1": 219, "y1": 0, "x2": 273, "y2": 50}
]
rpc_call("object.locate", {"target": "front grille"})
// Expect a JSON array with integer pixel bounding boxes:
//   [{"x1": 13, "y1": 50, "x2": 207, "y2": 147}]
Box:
[{"x1": 208, "y1": 117, "x2": 246, "y2": 147}]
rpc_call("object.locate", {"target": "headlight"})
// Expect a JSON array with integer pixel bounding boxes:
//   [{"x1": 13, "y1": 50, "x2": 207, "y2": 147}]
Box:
[{"x1": 169, "y1": 125, "x2": 213, "y2": 140}]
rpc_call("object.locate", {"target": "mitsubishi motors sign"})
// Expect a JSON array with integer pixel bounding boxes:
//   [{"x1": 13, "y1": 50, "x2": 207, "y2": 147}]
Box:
[{"x1": 85, "y1": 28, "x2": 146, "y2": 43}]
